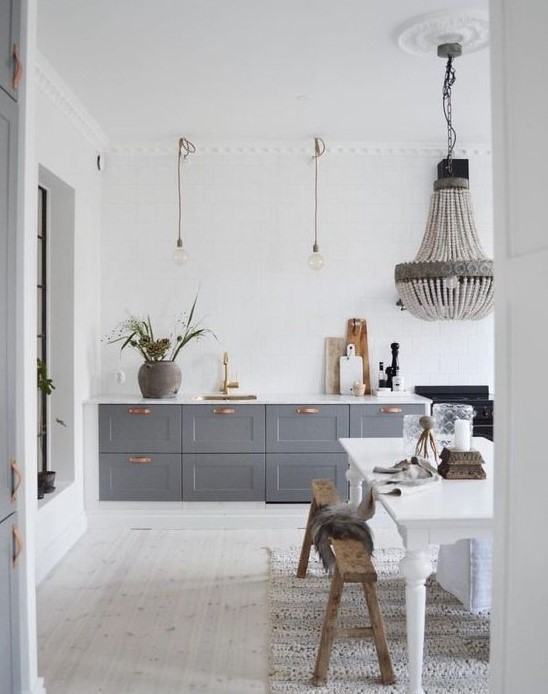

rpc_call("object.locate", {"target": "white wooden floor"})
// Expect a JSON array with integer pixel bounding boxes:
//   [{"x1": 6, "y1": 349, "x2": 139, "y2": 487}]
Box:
[{"x1": 37, "y1": 527, "x2": 304, "y2": 694}]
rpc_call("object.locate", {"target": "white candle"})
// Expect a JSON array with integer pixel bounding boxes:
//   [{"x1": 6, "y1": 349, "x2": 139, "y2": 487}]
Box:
[{"x1": 454, "y1": 419, "x2": 471, "y2": 451}]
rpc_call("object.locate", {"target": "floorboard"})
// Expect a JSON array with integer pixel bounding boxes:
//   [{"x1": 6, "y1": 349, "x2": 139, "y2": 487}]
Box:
[{"x1": 37, "y1": 528, "x2": 303, "y2": 694}]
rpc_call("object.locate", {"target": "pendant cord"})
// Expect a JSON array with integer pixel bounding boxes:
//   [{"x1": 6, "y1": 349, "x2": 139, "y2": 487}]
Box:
[
  {"x1": 177, "y1": 137, "x2": 196, "y2": 244},
  {"x1": 313, "y1": 137, "x2": 325, "y2": 248},
  {"x1": 442, "y1": 56, "x2": 457, "y2": 176}
]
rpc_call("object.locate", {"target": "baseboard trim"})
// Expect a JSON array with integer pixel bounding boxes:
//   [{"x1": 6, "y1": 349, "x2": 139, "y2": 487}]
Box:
[{"x1": 86, "y1": 504, "x2": 310, "y2": 531}]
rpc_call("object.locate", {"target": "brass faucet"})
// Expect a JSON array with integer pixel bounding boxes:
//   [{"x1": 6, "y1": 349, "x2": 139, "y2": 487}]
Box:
[{"x1": 221, "y1": 352, "x2": 239, "y2": 395}]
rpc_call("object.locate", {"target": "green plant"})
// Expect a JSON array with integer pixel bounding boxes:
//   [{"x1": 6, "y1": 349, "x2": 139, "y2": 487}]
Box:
[
  {"x1": 37, "y1": 359, "x2": 66, "y2": 427},
  {"x1": 105, "y1": 293, "x2": 214, "y2": 362}
]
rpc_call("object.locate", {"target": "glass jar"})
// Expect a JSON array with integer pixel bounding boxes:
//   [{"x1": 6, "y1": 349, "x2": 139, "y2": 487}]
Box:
[
  {"x1": 402, "y1": 414, "x2": 424, "y2": 458},
  {"x1": 432, "y1": 403, "x2": 474, "y2": 450}
]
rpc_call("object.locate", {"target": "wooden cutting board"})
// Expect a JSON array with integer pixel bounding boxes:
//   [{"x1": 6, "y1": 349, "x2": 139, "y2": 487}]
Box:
[
  {"x1": 346, "y1": 318, "x2": 371, "y2": 394},
  {"x1": 339, "y1": 344, "x2": 363, "y2": 395},
  {"x1": 325, "y1": 337, "x2": 346, "y2": 394}
]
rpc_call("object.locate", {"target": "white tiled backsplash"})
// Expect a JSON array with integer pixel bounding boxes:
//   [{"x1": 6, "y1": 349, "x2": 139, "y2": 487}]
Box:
[{"x1": 100, "y1": 147, "x2": 494, "y2": 395}]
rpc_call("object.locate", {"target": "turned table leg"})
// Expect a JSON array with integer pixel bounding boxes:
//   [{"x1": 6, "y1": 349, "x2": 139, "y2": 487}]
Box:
[{"x1": 399, "y1": 549, "x2": 432, "y2": 694}]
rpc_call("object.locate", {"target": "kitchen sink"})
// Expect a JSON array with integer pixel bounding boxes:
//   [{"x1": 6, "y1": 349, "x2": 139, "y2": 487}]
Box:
[{"x1": 193, "y1": 394, "x2": 258, "y2": 401}]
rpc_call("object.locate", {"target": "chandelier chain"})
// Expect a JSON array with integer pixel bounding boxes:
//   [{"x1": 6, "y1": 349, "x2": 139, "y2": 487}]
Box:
[{"x1": 442, "y1": 56, "x2": 457, "y2": 176}]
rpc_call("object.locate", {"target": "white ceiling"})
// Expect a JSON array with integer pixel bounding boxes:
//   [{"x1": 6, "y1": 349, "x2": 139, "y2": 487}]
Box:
[{"x1": 37, "y1": 0, "x2": 492, "y2": 147}]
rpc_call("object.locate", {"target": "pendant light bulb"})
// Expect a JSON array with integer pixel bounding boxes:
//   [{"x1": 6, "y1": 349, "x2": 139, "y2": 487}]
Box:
[
  {"x1": 308, "y1": 242, "x2": 325, "y2": 271},
  {"x1": 172, "y1": 239, "x2": 189, "y2": 265}
]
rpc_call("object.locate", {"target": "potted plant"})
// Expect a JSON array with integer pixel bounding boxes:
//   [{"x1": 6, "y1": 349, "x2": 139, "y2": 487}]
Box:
[
  {"x1": 105, "y1": 293, "x2": 214, "y2": 398},
  {"x1": 37, "y1": 358, "x2": 66, "y2": 497}
]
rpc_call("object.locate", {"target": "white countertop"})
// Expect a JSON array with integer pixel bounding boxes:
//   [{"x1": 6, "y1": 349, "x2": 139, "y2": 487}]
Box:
[{"x1": 86, "y1": 392, "x2": 432, "y2": 405}]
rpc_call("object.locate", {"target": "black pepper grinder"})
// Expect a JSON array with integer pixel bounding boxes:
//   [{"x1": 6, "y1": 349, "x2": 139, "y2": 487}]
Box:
[{"x1": 386, "y1": 342, "x2": 399, "y2": 390}]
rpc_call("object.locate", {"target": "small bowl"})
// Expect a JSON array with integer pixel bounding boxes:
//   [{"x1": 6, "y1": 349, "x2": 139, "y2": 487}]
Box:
[{"x1": 352, "y1": 383, "x2": 366, "y2": 397}]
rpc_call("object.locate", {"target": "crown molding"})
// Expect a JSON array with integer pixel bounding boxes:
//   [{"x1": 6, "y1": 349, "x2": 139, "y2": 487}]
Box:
[
  {"x1": 35, "y1": 52, "x2": 110, "y2": 151},
  {"x1": 108, "y1": 141, "x2": 491, "y2": 157}
]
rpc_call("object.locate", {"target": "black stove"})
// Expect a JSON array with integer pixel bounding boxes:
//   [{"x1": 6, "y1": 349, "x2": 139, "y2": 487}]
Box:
[{"x1": 414, "y1": 385, "x2": 494, "y2": 441}]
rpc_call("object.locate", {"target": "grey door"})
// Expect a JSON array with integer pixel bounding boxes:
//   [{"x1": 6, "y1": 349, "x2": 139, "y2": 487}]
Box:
[{"x1": 0, "y1": 86, "x2": 17, "y2": 522}]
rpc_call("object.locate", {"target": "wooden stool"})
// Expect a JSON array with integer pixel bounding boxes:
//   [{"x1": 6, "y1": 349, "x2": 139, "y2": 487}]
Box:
[{"x1": 297, "y1": 479, "x2": 396, "y2": 687}]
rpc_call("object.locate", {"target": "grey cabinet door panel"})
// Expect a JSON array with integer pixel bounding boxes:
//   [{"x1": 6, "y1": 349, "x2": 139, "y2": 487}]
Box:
[
  {"x1": 183, "y1": 453, "x2": 265, "y2": 501},
  {"x1": 266, "y1": 405, "x2": 349, "y2": 453},
  {"x1": 99, "y1": 453, "x2": 181, "y2": 501},
  {"x1": 0, "y1": 513, "x2": 19, "y2": 693},
  {"x1": 350, "y1": 403, "x2": 425, "y2": 438},
  {"x1": 183, "y1": 405, "x2": 265, "y2": 453},
  {"x1": 266, "y1": 453, "x2": 348, "y2": 502},
  {"x1": 99, "y1": 404, "x2": 181, "y2": 453},
  {"x1": 0, "y1": 0, "x2": 20, "y2": 100},
  {"x1": 0, "y1": 88, "x2": 17, "y2": 523}
]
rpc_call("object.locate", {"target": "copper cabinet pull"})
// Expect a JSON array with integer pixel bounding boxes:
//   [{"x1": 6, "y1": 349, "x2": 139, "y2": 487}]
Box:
[
  {"x1": 129, "y1": 456, "x2": 151, "y2": 464},
  {"x1": 213, "y1": 408, "x2": 235, "y2": 415},
  {"x1": 379, "y1": 407, "x2": 403, "y2": 414},
  {"x1": 296, "y1": 407, "x2": 319, "y2": 414},
  {"x1": 12, "y1": 524, "x2": 23, "y2": 568},
  {"x1": 128, "y1": 407, "x2": 151, "y2": 415},
  {"x1": 12, "y1": 44, "x2": 23, "y2": 90},
  {"x1": 10, "y1": 458, "x2": 22, "y2": 503}
]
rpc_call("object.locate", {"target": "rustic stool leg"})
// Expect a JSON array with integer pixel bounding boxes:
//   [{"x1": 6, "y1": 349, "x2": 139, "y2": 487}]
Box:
[
  {"x1": 362, "y1": 580, "x2": 396, "y2": 684},
  {"x1": 312, "y1": 565, "x2": 344, "y2": 686},
  {"x1": 297, "y1": 497, "x2": 318, "y2": 578}
]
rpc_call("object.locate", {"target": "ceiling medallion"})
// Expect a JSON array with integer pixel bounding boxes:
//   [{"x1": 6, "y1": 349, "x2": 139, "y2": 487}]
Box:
[{"x1": 397, "y1": 10, "x2": 489, "y2": 56}]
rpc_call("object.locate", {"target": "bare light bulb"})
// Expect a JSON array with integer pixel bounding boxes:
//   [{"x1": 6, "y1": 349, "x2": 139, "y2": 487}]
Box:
[
  {"x1": 445, "y1": 275, "x2": 459, "y2": 289},
  {"x1": 307, "y1": 243, "x2": 325, "y2": 271},
  {"x1": 172, "y1": 239, "x2": 189, "y2": 265}
]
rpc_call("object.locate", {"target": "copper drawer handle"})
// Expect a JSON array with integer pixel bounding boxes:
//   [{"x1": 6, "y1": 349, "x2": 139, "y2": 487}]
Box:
[
  {"x1": 380, "y1": 407, "x2": 403, "y2": 414},
  {"x1": 11, "y1": 458, "x2": 22, "y2": 503},
  {"x1": 129, "y1": 456, "x2": 151, "y2": 464},
  {"x1": 213, "y1": 408, "x2": 235, "y2": 415},
  {"x1": 296, "y1": 407, "x2": 319, "y2": 414},
  {"x1": 12, "y1": 44, "x2": 23, "y2": 90},
  {"x1": 12, "y1": 524, "x2": 23, "y2": 568},
  {"x1": 128, "y1": 408, "x2": 151, "y2": 415}
]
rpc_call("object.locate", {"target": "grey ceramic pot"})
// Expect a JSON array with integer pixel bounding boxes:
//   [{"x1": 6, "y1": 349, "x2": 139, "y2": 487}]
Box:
[{"x1": 138, "y1": 361, "x2": 182, "y2": 398}]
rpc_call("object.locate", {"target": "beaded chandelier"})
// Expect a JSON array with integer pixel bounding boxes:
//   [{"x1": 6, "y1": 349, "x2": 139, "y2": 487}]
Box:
[{"x1": 395, "y1": 43, "x2": 494, "y2": 321}]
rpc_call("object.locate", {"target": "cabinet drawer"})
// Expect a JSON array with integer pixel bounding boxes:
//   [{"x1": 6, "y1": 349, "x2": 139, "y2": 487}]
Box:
[
  {"x1": 266, "y1": 405, "x2": 349, "y2": 453},
  {"x1": 350, "y1": 403, "x2": 426, "y2": 438},
  {"x1": 99, "y1": 404, "x2": 181, "y2": 453},
  {"x1": 266, "y1": 453, "x2": 348, "y2": 503},
  {"x1": 182, "y1": 405, "x2": 265, "y2": 453},
  {"x1": 183, "y1": 453, "x2": 265, "y2": 501},
  {"x1": 99, "y1": 453, "x2": 181, "y2": 501}
]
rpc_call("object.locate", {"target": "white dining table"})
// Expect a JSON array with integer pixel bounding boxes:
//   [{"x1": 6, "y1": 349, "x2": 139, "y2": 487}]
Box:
[{"x1": 339, "y1": 436, "x2": 494, "y2": 694}]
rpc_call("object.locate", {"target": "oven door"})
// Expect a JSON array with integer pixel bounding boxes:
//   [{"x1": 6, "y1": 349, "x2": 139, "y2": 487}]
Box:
[{"x1": 472, "y1": 423, "x2": 493, "y2": 441}]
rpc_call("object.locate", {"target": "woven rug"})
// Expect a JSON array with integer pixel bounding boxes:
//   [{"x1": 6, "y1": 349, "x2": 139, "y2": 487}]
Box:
[{"x1": 268, "y1": 546, "x2": 490, "y2": 693}]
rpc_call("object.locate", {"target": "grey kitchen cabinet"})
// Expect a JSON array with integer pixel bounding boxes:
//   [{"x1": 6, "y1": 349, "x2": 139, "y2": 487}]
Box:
[
  {"x1": 0, "y1": 515, "x2": 20, "y2": 694},
  {"x1": 182, "y1": 405, "x2": 265, "y2": 500},
  {"x1": 349, "y1": 403, "x2": 426, "y2": 437},
  {"x1": 99, "y1": 404, "x2": 181, "y2": 454},
  {"x1": 0, "y1": 0, "x2": 21, "y2": 100},
  {"x1": 99, "y1": 453, "x2": 181, "y2": 501},
  {"x1": 182, "y1": 453, "x2": 265, "y2": 501},
  {"x1": 98, "y1": 404, "x2": 182, "y2": 501},
  {"x1": 265, "y1": 405, "x2": 349, "y2": 502},
  {"x1": 1, "y1": 3, "x2": 20, "y2": 686},
  {"x1": 1, "y1": 82, "x2": 18, "y2": 523}
]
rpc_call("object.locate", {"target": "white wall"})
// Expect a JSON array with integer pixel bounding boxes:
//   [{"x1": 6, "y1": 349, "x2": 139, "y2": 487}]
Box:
[{"x1": 100, "y1": 147, "x2": 494, "y2": 395}]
